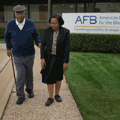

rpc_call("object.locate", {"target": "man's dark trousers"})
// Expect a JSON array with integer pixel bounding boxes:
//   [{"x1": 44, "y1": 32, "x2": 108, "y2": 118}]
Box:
[{"x1": 13, "y1": 54, "x2": 35, "y2": 99}]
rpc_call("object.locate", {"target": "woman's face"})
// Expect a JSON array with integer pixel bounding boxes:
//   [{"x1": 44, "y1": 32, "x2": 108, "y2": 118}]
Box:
[{"x1": 50, "y1": 18, "x2": 59, "y2": 31}]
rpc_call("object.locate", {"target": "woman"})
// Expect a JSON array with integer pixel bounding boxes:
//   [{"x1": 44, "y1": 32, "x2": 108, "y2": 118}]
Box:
[{"x1": 40, "y1": 14, "x2": 70, "y2": 106}]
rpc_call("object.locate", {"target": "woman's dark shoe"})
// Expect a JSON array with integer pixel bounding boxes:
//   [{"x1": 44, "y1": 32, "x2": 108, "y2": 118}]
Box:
[
  {"x1": 16, "y1": 98, "x2": 25, "y2": 105},
  {"x1": 54, "y1": 95, "x2": 62, "y2": 102},
  {"x1": 25, "y1": 89, "x2": 34, "y2": 98},
  {"x1": 45, "y1": 98, "x2": 54, "y2": 106}
]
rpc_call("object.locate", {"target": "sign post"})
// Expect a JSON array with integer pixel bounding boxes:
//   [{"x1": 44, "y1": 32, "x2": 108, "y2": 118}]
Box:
[{"x1": 48, "y1": 0, "x2": 51, "y2": 27}]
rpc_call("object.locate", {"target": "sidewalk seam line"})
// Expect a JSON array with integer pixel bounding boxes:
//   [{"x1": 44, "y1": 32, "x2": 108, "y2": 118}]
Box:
[{"x1": 0, "y1": 58, "x2": 11, "y2": 74}]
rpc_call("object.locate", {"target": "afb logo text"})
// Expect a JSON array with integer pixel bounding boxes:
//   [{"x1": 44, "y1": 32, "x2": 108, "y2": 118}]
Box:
[{"x1": 75, "y1": 16, "x2": 97, "y2": 24}]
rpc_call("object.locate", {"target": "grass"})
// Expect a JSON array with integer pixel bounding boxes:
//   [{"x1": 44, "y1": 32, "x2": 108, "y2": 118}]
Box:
[
  {"x1": 64, "y1": 52, "x2": 120, "y2": 120},
  {"x1": 0, "y1": 38, "x2": 5, "y2": 43}
]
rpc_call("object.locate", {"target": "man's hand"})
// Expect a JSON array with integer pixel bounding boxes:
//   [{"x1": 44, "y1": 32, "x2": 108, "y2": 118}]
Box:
[
  {"x1": 7, "y1": 50, "x2": 12, "y2": 57},
  {"x1": 38, "y1": 43, "x2": 41, "y2": 48},
  {"x1": 63, "y1": 63, "x2": 68, "y2": 70},
  {"x1": 41, "y1": 58, "x2": 46, "y2": 69}
]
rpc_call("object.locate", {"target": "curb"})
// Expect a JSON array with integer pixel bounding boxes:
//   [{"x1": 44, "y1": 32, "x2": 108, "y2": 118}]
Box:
[{"x1": 63, "y1": 73, "x2": 84, "y2": 119}]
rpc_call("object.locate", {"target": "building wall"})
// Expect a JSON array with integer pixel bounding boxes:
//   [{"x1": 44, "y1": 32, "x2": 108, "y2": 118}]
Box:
[
  {"x1": 0, "y1": 23, "x2": 6, "y2": 27},
  {"x1": 35, "y1": 23, "x2": 47, "y2": 28},
  {"x1": 1, "y1": 2, "x2": 120, "y2": 28}
]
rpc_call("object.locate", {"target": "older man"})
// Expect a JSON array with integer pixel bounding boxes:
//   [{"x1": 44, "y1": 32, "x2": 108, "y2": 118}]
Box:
[{"x1": 4, "y1": 5, "x2": 41, "y2": 105}]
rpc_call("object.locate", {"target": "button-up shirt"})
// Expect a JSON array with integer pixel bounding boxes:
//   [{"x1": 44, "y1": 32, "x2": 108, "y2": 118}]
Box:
[
  {"x1": 51, "y1": 31, "x2": 59, "y2": 55},
  {"x1": 16, "y1": 18, "x2": 25, "y2": 30}
]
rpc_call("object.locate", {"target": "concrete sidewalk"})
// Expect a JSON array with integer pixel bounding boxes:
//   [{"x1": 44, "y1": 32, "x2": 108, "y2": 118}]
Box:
[
  {"x1": 0, "y1": 43, "x2": 15, "y2": 120},
  {"x1": 1, "y1": 45, "x2": 83, "y2": 120}
]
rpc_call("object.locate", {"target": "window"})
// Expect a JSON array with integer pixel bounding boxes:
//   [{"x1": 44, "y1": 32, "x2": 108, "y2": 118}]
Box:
[
  {"x1": 2, "y1": 5, "x2": 28, "y2": 22},
  {"x1": 24, "y1": 5, "x2": 28, "y2": 18},
  {"x1": 39, "y1": 5, "x2": 48, "y2": 21},
  {"x1": 77, "y1": 3, "x2": 84, "y2": 12},
  {"x1": 52, "y1": 3, "x2": 76, "y2": 17},
  {"x1": 0, "y1": 5, "x2": 4, "y2": 22},
  {"x1": 95, "y1": 2, "x2": 120, "y2": 12},
  {"x1": 4, "y1": 5, "x2": 14, "y2": 22},
  {"x1": 30, "y1": 4, "x2": 48, "y2": 22},
  {"x1": 86, "y1": 3, "x2": 94, "y2": 12}
]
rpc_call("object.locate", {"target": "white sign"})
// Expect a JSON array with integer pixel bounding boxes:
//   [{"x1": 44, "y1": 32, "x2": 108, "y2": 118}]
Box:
[{"x1": 62, "y1": 13, "x2": 120, "y2": 34}]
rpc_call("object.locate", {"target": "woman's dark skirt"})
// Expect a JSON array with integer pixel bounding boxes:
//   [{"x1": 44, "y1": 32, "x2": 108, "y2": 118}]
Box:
[{"x1": 41, "y1": 54, "x2": 63, "y2": 84}]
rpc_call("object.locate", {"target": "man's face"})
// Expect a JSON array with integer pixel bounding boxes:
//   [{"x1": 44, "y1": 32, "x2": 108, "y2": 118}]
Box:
[
  {"x1": 15, "y1": 12, "x2": 26, "y2": 23},
  {"x1": 50, "y1": 18, "x2": 59, "y2": 31}
]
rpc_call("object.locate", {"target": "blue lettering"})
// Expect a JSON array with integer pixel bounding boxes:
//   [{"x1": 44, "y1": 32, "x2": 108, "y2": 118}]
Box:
[
  {"x1": 75, "y1": 16, "x2": 83, "y2": 24},
  {"x1": 75, "y1": 16, "x2": 97, "y2": 24},
  {"x1": 90, "y1": 16, "x2": 97, "y2": 24},
  {"x1": 83, "y1": 16, "x2": 89, "y2": 24}
]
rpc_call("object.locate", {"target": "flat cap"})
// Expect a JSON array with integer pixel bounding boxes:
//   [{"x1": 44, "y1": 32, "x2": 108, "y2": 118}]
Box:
[{"x1": 13, "y1": 5, "x2": 26, "y2": 12}]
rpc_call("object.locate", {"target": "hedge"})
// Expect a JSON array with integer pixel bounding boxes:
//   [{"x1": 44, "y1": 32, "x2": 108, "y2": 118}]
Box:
[{"x1": 1, "y1": 27, "x2": 120, "y2": 53}]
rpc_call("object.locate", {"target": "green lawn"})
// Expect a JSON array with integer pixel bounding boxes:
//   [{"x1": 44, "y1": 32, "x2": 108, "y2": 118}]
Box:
[
  {"x1": 0, "y1": 38, "x2": 5, "y2": 43},
  {"x1": 64, "y1": 52, "x2": 120, "y2": 120}
]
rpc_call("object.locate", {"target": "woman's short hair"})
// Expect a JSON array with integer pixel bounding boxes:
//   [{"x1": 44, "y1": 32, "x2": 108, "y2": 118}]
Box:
[{"x1": 49, "y1": 14, "x2": 64, "y2": 26}]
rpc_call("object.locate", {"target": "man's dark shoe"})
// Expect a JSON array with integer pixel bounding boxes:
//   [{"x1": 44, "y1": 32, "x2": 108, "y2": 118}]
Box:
[
  {"x1": 45, "y1": 98, "x2": 54, "y2": 106},
  {"x1": 16, "y1": 98, "x2": 25, "y2": 105},
  {"x1": 54, "y1": 95, "x2": 62, "y2": 102},
  {"x1": 25, "y1": 89, "x2": 34, "y2": 98},
  {"x1": 27, "y1": 92, "x2": 34, "y2": 98}
]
